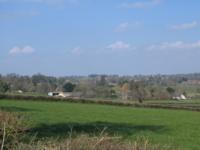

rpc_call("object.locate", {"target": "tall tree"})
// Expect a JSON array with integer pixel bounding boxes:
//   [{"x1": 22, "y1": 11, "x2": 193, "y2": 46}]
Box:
[
  {"x1": 166, "y1": 87, "x2": 175, "y2": 97},
  {"x1": 121, "y1": 83, "x2": 129, "y2": 100},
  {"x1": 62, "y1": 82, "x2": 76, "y2": 92},
  {"x1": 0, "y1": 80, "x2": 10, "y2": 93},
  {"x1": 129, "y1": 80, "x2": 146, "y2": 103}
]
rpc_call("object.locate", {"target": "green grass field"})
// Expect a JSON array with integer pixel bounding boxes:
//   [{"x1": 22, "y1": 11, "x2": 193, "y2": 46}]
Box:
[{"x1": 0, "y1": 99, "x2": 200, "y2": 150}]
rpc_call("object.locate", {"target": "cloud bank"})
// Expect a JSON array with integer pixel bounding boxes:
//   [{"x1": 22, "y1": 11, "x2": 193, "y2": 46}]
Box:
[
  {"x1": 114, "y1": 22, "x2": 140, "y2": 32},
  {"x1": 147, "y1": 40, "x2": 200, "y2": 51},
  {"x1": 71, "y1": 47, "x2": 82, "y2": 55},
  {"x1": 107, "y1": 41, "x2": 130, "y2": 50},
  {"x1": 171, "y1": 21, "x2": 198, "y2": 30},
  {"x1": 9, "y1": 46, "x2": 35, "y2": 55},
  {"x1": 121, "y1": 0, "x2": 161, "y2": 9},
  {"x1": 0, "y1": 0, "x2": 79, "y2": 5}
]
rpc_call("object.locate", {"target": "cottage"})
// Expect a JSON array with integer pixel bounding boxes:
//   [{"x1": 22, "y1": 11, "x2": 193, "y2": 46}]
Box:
[
  {"x1": 17, "y1": 90, "x2": 23, "y2": 94},
  {"x1": 173, "y1": 94, "x2": 187, "y2": 100},
  {"x1": 48, "y1": 92, "x2": 72, "y2": 98},
  {"x1": 48, "y1": 91, "x2": 82, "y2": 98}
]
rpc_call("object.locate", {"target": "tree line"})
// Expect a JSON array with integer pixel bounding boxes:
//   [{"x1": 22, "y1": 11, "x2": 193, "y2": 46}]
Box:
[{"x1": 1, "y1": 73, "x2": 200, "y2": 102}]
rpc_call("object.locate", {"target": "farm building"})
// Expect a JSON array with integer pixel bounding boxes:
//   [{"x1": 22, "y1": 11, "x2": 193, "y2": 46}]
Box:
[
  {"x1": 48, "y1": 92, "x2": 82, "y2": 98},
  {"x1": 17, "y1": 90, "x2": 23, "y2": 94},
  {"x1": 48, "y1": 92, "x2": 72, "y2": 98},
  {"x1": 172, "y1": 94, "x2": 187, "y2": 100}
]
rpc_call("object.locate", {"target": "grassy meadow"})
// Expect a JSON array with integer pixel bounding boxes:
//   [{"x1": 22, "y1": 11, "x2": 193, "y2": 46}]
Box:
[{"x1": 0, "y1": 99, "x2": 200, "y2": 150}]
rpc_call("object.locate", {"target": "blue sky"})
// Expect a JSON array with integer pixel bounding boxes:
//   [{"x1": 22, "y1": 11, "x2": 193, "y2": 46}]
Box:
[{"x1": 1, "y1": 0, "x2": 200, "y2": 76}]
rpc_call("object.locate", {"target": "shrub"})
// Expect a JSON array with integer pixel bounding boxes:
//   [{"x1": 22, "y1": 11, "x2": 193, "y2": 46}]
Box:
[
  {"x1": 15, "y1": 134, "x2": 174, "y2": 150},
  {"x1": 0, "y1": 112, "x2": 25, "y2": 149}
]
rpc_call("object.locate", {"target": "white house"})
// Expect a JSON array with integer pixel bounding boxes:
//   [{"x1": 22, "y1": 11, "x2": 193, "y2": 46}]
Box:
[
  {"x1": 17, "y1": 90, "x2": 23, "y2": 94},
  {"x1": 48, "y1": 92, "x2": 82, "y2": 98},
  {"x1": 173, "y1": 94, "x2": 187, "y2": 100},
  {"x1": 48, "y1": 92, "x2": 73, "y2": 98}
]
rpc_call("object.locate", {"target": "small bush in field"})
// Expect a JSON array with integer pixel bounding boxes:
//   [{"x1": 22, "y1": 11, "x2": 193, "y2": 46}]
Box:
[
  {"x1": 0, "y1": 111, "x2": 25, "y2": 149},
  {"x1": 15, "y1": 134, "x2": 174, "y2": 150}
]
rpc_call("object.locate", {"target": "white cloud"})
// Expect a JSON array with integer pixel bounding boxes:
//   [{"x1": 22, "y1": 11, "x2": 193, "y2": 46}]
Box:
[
  {"x1": 71, "y1": 47, "x2": 82, "y2": 55},
  {"x1": 147, "y1": 40, "x2": 200, "y2": 51},
  {"x1": 107, "y1": 41, "x2": 130, "y2": 50},
  {"x1": 171, "y1": 21, "x2": 198, "y2": 30},
  {"x1": 121, "y1": 0, "x2": 161, "y2": 9},
  {"x1": 114, "y1": 22, "x2": 129, "y2": 32},
  {"x1": 9, "y1": 46, "x2": 35, "y2": 55},
  {"x1": 0, "y1": 0, "x2": 78, "y2": 5},
  {"x1": 0, "y1": 10, "x2": 39, "y2": 20},
  {"x1": 114, "y1": 22, "x2": 140, "y2": 32}
]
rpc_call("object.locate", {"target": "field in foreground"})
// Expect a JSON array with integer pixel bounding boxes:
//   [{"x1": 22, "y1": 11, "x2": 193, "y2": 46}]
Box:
[{"x1": 0, "y1": 99, "x2": 200, "y2": 150}]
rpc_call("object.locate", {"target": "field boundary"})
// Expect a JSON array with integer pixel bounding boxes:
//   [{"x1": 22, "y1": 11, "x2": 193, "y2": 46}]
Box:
[{"x1": 0, "y1": 94, "x2": 200, "y2": 112}]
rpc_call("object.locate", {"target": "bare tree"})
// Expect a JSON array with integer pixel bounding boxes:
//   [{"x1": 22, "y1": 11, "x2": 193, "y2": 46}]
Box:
[{"x1": 129, "y1": 80, "x2": 147, "y2": 103}]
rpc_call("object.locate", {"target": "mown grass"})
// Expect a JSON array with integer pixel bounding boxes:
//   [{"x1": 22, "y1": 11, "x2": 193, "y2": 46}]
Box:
[{"x1": 0, "y1": 99, "x2": 200, "y2": 150}]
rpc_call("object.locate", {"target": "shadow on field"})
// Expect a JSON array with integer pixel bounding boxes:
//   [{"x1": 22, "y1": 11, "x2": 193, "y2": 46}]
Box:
[
  {"x1": 0, "y1": 106, "x2": 39, "y2": 112},
  {"x1": 29, "y1": 122, "x2": 168, "y2": 139}
]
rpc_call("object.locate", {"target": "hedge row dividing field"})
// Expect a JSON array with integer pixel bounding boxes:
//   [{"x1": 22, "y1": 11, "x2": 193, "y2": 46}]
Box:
[
  {"x1": 0, "y1": 99, "x2": 200, "y2": 150},
  {"x1": 0, "y1": 94, "x2": 200, "y2": 112}
]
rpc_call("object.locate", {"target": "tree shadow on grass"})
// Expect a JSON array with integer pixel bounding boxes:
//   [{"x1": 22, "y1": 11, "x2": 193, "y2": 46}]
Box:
[
  {"x1": 0, "y1": 106, "x2": 39, "y2": 112},
  {"x1": 29, "y1": 122, "x2": 168, "y2": 139}
]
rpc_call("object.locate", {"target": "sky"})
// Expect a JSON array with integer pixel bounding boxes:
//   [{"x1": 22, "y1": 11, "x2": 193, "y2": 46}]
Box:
[{"x1": 1, "y1": 0, "x2": 200, "y2": 76}]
